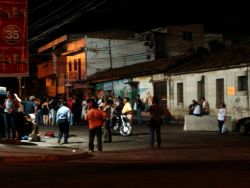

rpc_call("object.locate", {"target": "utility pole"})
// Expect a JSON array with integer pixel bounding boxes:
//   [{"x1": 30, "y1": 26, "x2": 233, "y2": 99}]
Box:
[
  {"x1": 108, "y1": 39, "x2": 113, "y2": 69},
  {"x1": 108, "y1": 40, "x2": 114, "y2": 94}
]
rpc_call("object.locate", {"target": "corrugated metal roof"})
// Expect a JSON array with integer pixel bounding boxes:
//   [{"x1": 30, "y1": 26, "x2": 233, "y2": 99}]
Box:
[{"x1": 88, "y1": 55, "x2": 192, "y2": 83}]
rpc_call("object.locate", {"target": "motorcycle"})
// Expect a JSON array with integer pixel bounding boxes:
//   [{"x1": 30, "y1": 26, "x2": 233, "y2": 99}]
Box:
[
  {"x1": 111, "y1": 109, "x2": 132, "y2": 136},
  {"x1": 15, "y1": 112, "x2": 34, "y2": 140}
]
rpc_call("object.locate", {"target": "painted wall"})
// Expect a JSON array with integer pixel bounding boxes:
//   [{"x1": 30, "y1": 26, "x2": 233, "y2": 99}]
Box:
[{"x1": 133, "y1": 76, "x2": 154, "y2": 108}]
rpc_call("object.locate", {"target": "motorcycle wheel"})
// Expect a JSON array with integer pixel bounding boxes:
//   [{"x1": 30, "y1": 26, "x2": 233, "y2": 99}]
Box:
[{"x1": 119, "y1": 123, "x2": 132, "y2": 136}]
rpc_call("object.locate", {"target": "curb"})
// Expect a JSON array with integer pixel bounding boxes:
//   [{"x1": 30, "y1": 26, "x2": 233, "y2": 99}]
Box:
[{"x1": 0, "y1": 152, "x2": 93, "y2": 163}]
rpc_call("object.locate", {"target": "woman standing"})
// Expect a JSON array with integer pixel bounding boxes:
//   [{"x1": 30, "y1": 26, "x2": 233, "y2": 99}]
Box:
[
  {"x1": 146, "y1": 96, "x2": 164, "y2": 148},
  {"x1": 217, "y1": 102, "x2": 227, "y2": 134},
  {"x1": 3, "y1": 90, "x2": 19, "y2": 139}
]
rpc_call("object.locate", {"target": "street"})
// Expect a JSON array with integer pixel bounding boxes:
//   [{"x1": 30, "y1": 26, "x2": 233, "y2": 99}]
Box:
[
  {"x1": 1, "y1": 122, "x2": 250, "y2": 187},
  {"x1": 1, "y1": 161, "x2": 250, "y2": 187}
]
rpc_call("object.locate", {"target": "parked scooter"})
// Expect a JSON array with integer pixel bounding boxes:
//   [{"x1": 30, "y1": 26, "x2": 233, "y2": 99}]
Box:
[
  {"x1": 111, "y1": 109, "x2": 132, "y2": 136},
  {"x1": 15, "y1": 112, "x2": 34, "y2": 140}
]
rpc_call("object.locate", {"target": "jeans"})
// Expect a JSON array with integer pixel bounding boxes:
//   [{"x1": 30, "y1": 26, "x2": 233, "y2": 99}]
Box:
[
  {"x1": 218, "y1": 120, "x2": 224, "y2": 134},
  {"x1": 89, "y1": 126, "x2": 103, "y2": 151},
  {"x1": 149, "y1": 125, "x2": 161, "y2": 146},
  {"x1": 136, "y1": 109, "x2": 142, "y2": 125},
  {"x1": 3, "y1": 112, "x2": 16, "y2": 139},
  {"x1": 103, "y1": 120, "x2": 112, "y2": 142}
]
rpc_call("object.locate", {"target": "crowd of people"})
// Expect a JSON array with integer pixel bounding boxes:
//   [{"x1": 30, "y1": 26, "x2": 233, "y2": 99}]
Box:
[
  {"x1": 0, "y1": 89, "x2": 170, "y2": 151},
  {"x1": 0, "y1": 87, "x2": 230, "y2": 152}
]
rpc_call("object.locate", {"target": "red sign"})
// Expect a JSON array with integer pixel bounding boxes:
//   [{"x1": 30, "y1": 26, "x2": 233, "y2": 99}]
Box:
[{"x1": 0, "y1": 0, "x2": 28, "y2": 77}]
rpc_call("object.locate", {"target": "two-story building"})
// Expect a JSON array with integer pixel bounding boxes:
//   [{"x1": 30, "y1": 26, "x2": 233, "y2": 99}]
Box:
[{"x1": 37, "y1": 30, "x2": 155, "y2": 99}]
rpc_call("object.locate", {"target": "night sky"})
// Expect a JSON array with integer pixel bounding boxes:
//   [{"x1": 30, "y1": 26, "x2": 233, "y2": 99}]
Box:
[{"x1": 28, "y1": 0, "x2": 250, "y2": 46}]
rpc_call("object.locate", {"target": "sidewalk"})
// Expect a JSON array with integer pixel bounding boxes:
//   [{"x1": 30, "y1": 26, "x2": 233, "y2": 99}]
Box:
[
  {"x1": 0, "y1": 127, "x2": 92, "y2": 163},
  {"x1": 1, "y1": 121, "x2": 250, "y2": 164},
  {"x1": 0, "y1": 121, "x2": 178, "y2": 163}
]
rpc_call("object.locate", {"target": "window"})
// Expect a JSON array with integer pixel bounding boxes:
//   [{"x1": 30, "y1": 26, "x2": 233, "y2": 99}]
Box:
[
  {"x1": 216, "y1": 79, "x2": 224, "y2": 108},
  {"x1": 177, "y1": 83, "x2": 183, "y2": 105},
  {"x1": 74, "y1": 60, "x2": 77, "y2": 71},
  {"x1": 68, "y1": 61, "x2": 72, "y2": 72},
  {"x1": 197, "y1": 79, "x2": 205, "y2": 101},
  {"x1": 182, "y1": 32, "x2": 192, "y2": 41},
  {"x1": 153, "y1": 81, "x2": 167, "y2": 107},
  {"x1": 238, "y1": 75, "x2": 248, "y2": 91}
]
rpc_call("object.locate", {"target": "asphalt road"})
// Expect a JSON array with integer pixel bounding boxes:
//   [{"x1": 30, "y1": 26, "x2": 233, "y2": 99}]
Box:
[
  {"x1": 1, "y1": 122, "x2": 250, "y2": 187},
  {"x1": 1, "y1": 161, "x2": 250, "y2": 188}
]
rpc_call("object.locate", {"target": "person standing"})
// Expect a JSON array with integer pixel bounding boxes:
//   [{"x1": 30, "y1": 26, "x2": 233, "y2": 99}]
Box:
[
  {"x1": 67, "y1": 94, "x2": 75, "y2": 126},
  {"x1": 134, "y1": 94, "x2": 143, "y2": 125},
  {"x1": 102, "y1": 99, "x2": 112, "y2": 143},
  {"x1": 56, "y1": 101, "x2": 70, "y2": 144},
  {"x1": 217, "y1": 102, "x2": 227, "y2": 134},
  {"x1": 146, "y1": 96, "x2": 164, "y2": 148},
  {"x1": 86, "y1": 99, "x2": 106, "y2": 152},
  {"x1": 3, "y1": 90, "x2": 20, "y2": 139},
  {"x1": 49, "y1": 97, "x2": 59, "y2": 126}
]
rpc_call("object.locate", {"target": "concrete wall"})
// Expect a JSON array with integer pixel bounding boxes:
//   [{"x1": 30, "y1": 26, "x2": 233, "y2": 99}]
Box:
[
  {"x1": 166, "y1": 24, "x2": 205, "y2": 56},
  {"x1": 168, "y1": 67, "x2": 250, "y2": 121},
  {"x1": 86, "y1": 38, "x2": 155, "y2": 76}
]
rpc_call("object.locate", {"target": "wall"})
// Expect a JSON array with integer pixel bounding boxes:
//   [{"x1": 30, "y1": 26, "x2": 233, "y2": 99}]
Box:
[
  {"x1": 86, "y1": 38, "x2": 155, "y2": 76},
  {"x1": 167, "y1": 24, "x2": 205, "y2": 56},
  {"x1": 168, "y1": 67, "x2": 250, "y2": 120},
  {"x1": 133, "y1": 76, "x2": 154, "y2": 108}
]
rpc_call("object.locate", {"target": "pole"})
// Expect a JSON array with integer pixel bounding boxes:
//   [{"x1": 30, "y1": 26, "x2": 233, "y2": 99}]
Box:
[
  {"x1": 108, "y1": 40, "x2": 114, "y2": 94},
  {"x1": 247, "y1": 61, "x2": 250, "y2": 116},
  {"x1": 108, "y1": 39, "x2": 113, "y2": 69},
  {"x1": 17, "y1": 77, "x2": 22, "y2": 96}
]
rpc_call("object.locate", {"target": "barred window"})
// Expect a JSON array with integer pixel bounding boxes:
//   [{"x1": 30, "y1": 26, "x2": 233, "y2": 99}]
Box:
[
  {"x1": 197, "y1": 80, "x2": 205, "y2": 101},
  {"x1": 216, "y1": 79, "x2": 224, "y2": 108},
  {"x1": 177, "y1": 83, "x2": 183, "y2": 105},
  {"x1": 238, "y1": 75, "x2": 248, "y2": 91}
]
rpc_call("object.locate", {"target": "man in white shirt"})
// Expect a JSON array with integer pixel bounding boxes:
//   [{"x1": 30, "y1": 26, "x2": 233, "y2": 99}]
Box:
[{"x1": 56, "y1": 101, "x2": 70, "y2": 144}]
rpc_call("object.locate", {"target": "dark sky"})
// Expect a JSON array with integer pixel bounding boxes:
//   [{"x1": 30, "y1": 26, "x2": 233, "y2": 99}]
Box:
[{"x1": 28, "y1": 0, "x2": 250, "y2": 46}]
